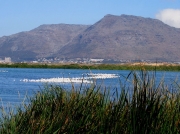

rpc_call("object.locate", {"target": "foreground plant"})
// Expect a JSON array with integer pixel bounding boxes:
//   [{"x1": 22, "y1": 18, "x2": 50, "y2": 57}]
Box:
[{"x1": 0, "y1": 70, "x2": 180, "y2": 133}]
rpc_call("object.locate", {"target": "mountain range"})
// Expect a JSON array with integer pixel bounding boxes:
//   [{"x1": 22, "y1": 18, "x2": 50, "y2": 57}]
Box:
[{"x1": 0, "y1": 14, "x2": 180, "y2": 62}]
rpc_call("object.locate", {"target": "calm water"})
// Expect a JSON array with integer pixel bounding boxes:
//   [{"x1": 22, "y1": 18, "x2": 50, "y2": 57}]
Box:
[{"x1": 0, "y1": 68, "x2": 180, "y2": 107}]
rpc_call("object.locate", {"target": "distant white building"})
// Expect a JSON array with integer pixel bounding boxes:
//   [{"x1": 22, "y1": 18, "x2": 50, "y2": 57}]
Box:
[
  {"x1": 4, "y1": 57, "x2": 11, "y2": 63},
  {"x1": 90, "y1": 59, "x2": 104, "y2": 62}
]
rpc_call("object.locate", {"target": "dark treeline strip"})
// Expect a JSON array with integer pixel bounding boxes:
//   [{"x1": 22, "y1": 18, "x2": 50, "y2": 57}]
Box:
[{"x1": 1, "y1": 63, "x2": 180, "y2": 71}]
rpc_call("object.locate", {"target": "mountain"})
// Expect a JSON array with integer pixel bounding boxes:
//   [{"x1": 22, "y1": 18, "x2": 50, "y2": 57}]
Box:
[
  {"x1": 0, "y1": 24, "x2": 89, "y2": 61},
  {"x1": 0, "y1": 14, "x2": 180, "y2": 62},
  {"x1": 57, "y1": 14, "x2": 180, "y2": 62}
]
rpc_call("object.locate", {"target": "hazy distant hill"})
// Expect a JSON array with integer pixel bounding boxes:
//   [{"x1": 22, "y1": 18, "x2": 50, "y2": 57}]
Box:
[
  {"x1": 0, "y1": 14, "x2": 180, "y2": 62},
  {"x1": 57, "y1": 14, "x2": 180, "y2": 62},
  {"x1": 0, "y1": 24, "x2": 89, "y2": 61}
]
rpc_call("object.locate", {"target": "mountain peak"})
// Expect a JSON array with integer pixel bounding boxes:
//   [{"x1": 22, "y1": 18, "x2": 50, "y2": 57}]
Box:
[
  {"x1": 0, "y1": 14, "x2": 180, "y2": 62},
  {"x1": 58, "y1": 14, "x2": 180, "y2": 62},
  {"x1": 104, "y1": 14, "x2": 118, "y2": 17}
]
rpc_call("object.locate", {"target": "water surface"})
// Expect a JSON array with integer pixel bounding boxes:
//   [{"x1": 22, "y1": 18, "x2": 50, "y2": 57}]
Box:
[{"x1": 0, "y1": 68, "x2": 179, "y2": 107}]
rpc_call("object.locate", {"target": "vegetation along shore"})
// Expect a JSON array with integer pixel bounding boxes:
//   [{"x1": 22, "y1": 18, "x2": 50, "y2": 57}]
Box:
[
  {"x1": 0, "y1": 70, "x2": 180, "y2": 133},
  {"x1": 1, "y1": 62, "x2": 180, "y2": 71}
]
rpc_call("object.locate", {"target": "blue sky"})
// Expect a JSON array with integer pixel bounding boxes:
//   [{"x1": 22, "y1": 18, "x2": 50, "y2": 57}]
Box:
[{"x1": 0, "y1": 0, "x2": 180, "y2": 37}]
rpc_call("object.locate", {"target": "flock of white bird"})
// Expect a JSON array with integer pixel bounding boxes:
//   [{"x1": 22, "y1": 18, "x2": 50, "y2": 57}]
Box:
[{"x1": 21, "y1": 73, "x2": 119, "y2": 83}]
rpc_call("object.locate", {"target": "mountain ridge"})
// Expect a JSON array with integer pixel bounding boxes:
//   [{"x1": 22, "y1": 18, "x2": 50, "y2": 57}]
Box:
[
  {"x1": 0, "y1": 24, "x2": 89, "y2": 61},
  {"x1": 57, "y1": 14, "x2": 180, "y2": 62},
  {"x1": 0, "y1": 14, "x2": 180, "y2": 62}
]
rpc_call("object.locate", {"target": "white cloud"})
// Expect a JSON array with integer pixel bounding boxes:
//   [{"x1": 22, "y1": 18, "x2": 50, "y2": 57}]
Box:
[{"x1": 155, "y1": 9, "x2": 180, "y2": 28}]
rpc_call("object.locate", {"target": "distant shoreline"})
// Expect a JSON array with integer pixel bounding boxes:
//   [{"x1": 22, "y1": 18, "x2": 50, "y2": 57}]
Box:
[{"x1": 0, "y1": 62, "x2": 180, "y2": 71}]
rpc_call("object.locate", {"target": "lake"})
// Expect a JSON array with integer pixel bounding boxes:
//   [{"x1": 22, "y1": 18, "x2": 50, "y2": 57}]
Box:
[{"x1": 0, "y1": 68, "x2": 180, "y2": 108}]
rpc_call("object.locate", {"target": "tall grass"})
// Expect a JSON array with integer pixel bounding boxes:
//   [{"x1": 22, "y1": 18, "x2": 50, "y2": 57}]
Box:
[{"x1": 0, "y1": 70, "x2": 180, "y2": 133}]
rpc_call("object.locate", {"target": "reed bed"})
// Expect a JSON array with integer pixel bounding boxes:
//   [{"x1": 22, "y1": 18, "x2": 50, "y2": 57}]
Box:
[
  {"x1": 0, "y1": 70, "x2": 180, "y2": 133},
  {"x1": 1, "y1": 63, "x2": 180, "y2": 71}
]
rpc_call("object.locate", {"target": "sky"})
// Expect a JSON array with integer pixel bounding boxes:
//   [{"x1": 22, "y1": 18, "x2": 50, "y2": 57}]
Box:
[{"x1": 0, "y1": 0, "x2": 180, "y2": 37}]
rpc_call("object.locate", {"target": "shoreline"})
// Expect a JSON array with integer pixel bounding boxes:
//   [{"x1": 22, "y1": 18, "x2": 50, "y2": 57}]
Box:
[{"x1": 0, "y1": 62, "x2": 180, "y2": 71}]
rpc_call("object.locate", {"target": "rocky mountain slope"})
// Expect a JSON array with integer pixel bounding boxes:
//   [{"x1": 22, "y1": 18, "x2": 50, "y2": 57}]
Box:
[
  {"x1": 57, "y1": 14, "x2": 180, "y2": 62},
  {"x1": 0, "y1": 14, "x2": 180, "y2": 62},
  {"x1": 0, "y1": 24, "x2": 89, "y2": 61}
]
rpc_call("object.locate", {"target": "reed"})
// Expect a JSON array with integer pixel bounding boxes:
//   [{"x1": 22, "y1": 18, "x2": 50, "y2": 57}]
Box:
[
  {"x1": 1, "y1": 63, "x2": 180, "y2": 71},
  {"x1": 0, "y1": 70, "x2": 180, "y2": 133}
]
